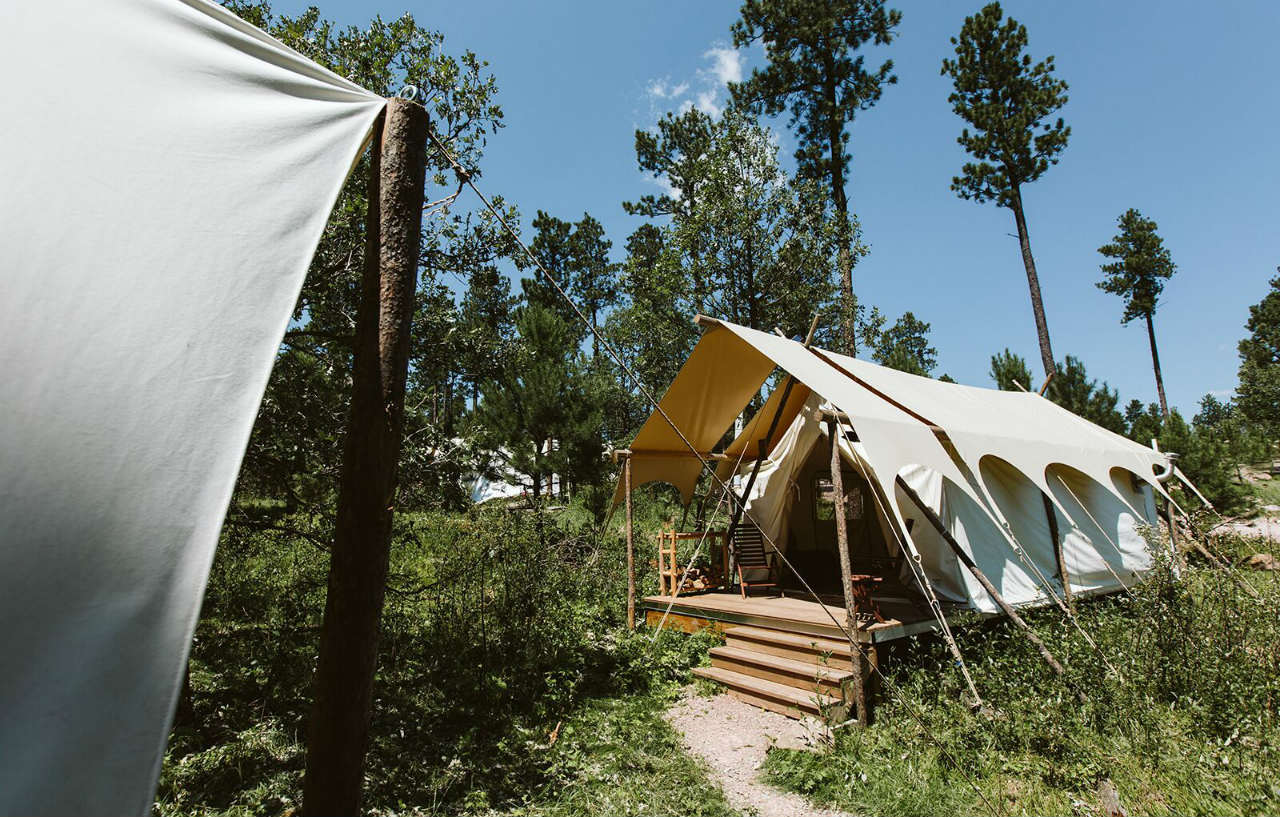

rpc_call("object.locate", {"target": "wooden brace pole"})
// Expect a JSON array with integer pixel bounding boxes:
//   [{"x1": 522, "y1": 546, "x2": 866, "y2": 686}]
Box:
[
  {"x1": 625, "y1": 455, "x2": 636, "y2": 629},
  {"x1": 896, "y1": 476, "x2": 1069, "y2": 679},
  {"x1": 829, "y1": 419, "x2": 868, "y2": 725},
  {"x1": 1043, "y1": 493, "x2": 1072, "y2": 609}
]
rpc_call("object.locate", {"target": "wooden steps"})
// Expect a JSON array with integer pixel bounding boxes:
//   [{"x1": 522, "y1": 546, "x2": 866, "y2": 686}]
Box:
[
  {"x1": 709, "y1": 646, "x2": 850, "y2": 695},
  {"x1": 692, "y1": 666, "x2": 844, "y2": 720},
  {"x1": 693, "y1": 624, "x2": 872, "y2": 721},
  {"x1": 724, "y1": 625, "x2": 856, "y2": 671}
]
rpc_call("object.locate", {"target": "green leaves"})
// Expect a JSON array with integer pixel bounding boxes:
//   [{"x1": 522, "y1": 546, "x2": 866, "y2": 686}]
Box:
[
  {"x1": 941, "y1": 2, "x2": 1070, "y2": 207},
  {"x1": 1236, "y1": 275, "x2": 1280, "y2": 438},
  {"x1": 730, "y1": 0, "x2": 902, "y2": 193},
  {"x1": 1097, "y1": 208, "x2": 1176, "y2": 324}
]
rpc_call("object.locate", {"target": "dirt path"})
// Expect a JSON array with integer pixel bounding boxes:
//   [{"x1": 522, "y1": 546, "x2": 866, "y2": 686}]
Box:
[{"x1": 665, "y1": 687, "x2": 853, "y2": 817}]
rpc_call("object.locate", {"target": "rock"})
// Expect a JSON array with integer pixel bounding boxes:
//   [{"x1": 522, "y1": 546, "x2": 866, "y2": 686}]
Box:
[
  {"x1": 1264, "y1": 504, "x2": 1280, "y2": 513},
  {"x1": 1098, "y1": 778, "x2": 1128, "y2": 817},
  {"x1": 1244, "y1": 553, "x2": 1280, "y2": 571}
]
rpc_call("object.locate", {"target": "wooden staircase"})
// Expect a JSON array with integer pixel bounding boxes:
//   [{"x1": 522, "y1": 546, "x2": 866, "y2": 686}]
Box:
[{"x1": 692, "y1": 625, "x2": 867, "y2": 720}]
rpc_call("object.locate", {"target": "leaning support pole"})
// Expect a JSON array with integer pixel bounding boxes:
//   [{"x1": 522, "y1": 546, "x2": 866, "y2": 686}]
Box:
[
  {"x1": 829, "y1": 419, "x2": 868, "y2": 726},
  {"x1": 302, "y1": 99, "x2": 427, "y2": 817},
  {"x1": 1043, "y1": 493, "x2": 1072, "y2": 610},
  {"x1": 896, "y1": 476, "x2": 1070, "y2": 681},
  {"x1": 625, "y1": 454, "x2": 636, "y2": 629}
]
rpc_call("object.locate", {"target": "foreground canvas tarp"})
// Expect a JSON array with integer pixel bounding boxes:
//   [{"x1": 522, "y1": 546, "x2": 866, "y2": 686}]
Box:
[
  {"x1": 0, "y1": 1, "x2": 384, "y2": 814},
  {"x1": 620, "y1": 318, "x2": 1167, "y2": 612}
]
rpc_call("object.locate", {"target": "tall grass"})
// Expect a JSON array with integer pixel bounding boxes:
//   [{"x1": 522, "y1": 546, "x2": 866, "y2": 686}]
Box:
[{"x1": 764, "y1": 533, "x2": 1280, "y2": 816}]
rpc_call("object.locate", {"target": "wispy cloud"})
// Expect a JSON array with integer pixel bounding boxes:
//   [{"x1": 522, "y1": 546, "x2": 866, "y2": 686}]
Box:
[
  {"x1": 641, "y1": 42, "x2": 746, "y2": 120},
  {"x1": 703, "y1": 46, "x2": 743, "y2": 86}
]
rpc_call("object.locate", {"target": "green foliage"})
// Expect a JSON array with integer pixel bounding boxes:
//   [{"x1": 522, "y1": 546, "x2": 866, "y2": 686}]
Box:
[
  {"x1": 226, "y1": 1, "x2": 513, "y2": 515},
  {"x1": 989, "y1": 348, "x2": 1033, "y2": 391},
  {"x1": 1045, "y1": 355, "x2": 1125, "y2": 433},
  {"x1": 866, "y1": 311, "x2": 938, "y2": 376},
  {"x1": 941, "y1": 2, "x2": 1070, "y2": 208},
  {"x1": 1097, "y1": 208, "x2": 1177, "y2": 324},
  {"x1": 729, "y1": 0, "x2": 902, "y2": 211},
  {"x1": 764, "y1": 542, "x2": 1280, "y2": 816},
  {"x1": 1237, "y1": 274, "x2": 1280, "y2": 440},
  {"x1": 158, "y1": 500, "x2": 725, "y2": 815},
  {"x1": 664, "y1": 112, "x2": 842, "y2": 339},
  {"x1": 1157, "y1": 408, "x2": 1250, "y2": 512},
  {"x1": 472, "y1": 305, "x2": 609, "y2": 500},
  {"x1": 624, "y1": 108, "x2": 715, "y2": 221}
]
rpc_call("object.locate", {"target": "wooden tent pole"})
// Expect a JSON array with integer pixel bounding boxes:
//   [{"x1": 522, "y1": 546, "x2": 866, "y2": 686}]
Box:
[
  {"x1": 896, "y1": 476, "x2": 1069, "y2": 679},
  {"x1": 829, "y1": 419, "x2": 868, "y2": 725},
  {"x1": 625, "y1": 454, "x2": 636, "y2": 629},
  {"x1": 302, "y1": 99, "x2": 427, "y2": 817},
  {"x1": 1043, "y1": 494, "x2": 1072, "y2": 609}
]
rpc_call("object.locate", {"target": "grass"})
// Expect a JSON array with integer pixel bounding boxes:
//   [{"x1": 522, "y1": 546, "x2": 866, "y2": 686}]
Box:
[
  {"x1": 494, "y1": 688, "x2": 737, "y2": 817},
  {"x1": 761, "y1": 534, "x2": 1280, "y2": 816},
  {"x1": 159, "y1": 495, "x2": 1280, "y2": 816}
]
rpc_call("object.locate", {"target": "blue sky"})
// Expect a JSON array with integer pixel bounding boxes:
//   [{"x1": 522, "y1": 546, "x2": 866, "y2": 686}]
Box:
[{"x1": 282, "y1": 0, "x2": 1278, "y2": 415}]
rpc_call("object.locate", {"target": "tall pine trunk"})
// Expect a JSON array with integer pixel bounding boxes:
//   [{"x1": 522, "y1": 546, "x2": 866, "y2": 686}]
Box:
[
  {"x1": 302, "y1": 99, "x2": 427, "y2": 817},
  {"x1": 1145, "y1": 311, "x2": 1169, "y2": 418},
  {"x1": 1009, "y1": 184, "x2": 1055, "y2": 379},
  {"x1": 825, "y1": 69, "x2": 855, "y2": 356}
]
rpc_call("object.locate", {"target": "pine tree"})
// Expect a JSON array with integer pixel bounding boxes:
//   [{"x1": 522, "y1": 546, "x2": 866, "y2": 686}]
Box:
[
  {"x1": 731, "y1": 0, "x2": 901, "y2": 355},
  {"x1": 1045, "y1": 356, "x2": 1125, "y2": 434},
  {"x1": 568, "y1": 213, "x2": 619, "y2": 358},
  {"x1": 942, "y1": 2, "x2": 1069, "y2": 380},
  {"x1": 1237, "y1": 274, "x2": 1280, "y2": 441},
  {"x1": 990, "y1": 348, "x2": 1033, "y2": 391},
  {"x1": 473, "y1": 304, "x2": 607, "y2": 501},
  {"x1": 666, "y1": 112, "x2": 840, "y2": 339},
  {"x1": 1097, "y1": 208, "x2": 1176, "y2": 418},
  {"x1": 869, "y1": 312, "x2": 937, "y2": 376}
]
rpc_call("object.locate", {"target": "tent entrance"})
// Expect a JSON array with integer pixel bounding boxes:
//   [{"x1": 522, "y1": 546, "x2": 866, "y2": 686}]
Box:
[{"x1": 757, "y1": 416, "x2": 903, "y2": 599}]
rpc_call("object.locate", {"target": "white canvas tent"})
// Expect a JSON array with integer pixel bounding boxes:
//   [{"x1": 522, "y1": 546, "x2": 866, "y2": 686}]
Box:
[
  {"x1": 1, "y1": 1, "x2": 386, "y2": 814},
  {"x1": 622, "y1": 317, "x2": 1174, "y2": 614}
]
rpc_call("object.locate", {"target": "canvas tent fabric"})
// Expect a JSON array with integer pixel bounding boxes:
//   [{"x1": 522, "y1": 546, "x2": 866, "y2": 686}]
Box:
[
  {"x1": 621, "y1": 318, "x2": 1167, "y2": 614},
  {"x1": 0, "y1": 1, "x2": 385, "y2": 814}
]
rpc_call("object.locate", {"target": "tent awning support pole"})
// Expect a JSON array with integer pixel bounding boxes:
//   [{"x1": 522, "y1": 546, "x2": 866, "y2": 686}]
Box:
[
  {"x1": 1043, "y1": 493, "x2": 1072, "y2": 610},
  {"x1": 829, "y1": 418, "x2": 869, "y2": 726},
  {"x1": 303, "y1": 99, "x2": 427, "y2": 816},
  {"x1": 896, "y1": 476, "x2": 1074, "y2": 686},
  {"x1": 625, "y1": 455, "x2": 636, "y2": 629}
]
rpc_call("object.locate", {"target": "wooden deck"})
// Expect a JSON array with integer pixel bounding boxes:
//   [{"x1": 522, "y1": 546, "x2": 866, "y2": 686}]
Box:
[{"x1": 641, "y1": 590, "x2": 947, "y2": 644}]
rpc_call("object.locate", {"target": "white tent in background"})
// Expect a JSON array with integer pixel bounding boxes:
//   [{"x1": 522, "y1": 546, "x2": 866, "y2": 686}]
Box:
[
  {"x1": 0, "y1": 1, "x2": 385, "y2": 814},
  {"x1": 620, "y1": 317, "x2": 1175, "y2": 614}
]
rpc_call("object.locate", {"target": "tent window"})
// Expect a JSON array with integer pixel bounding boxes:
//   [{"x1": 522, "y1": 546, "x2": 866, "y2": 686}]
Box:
[{"x1": 814, "y1": 475, "x2": 862, "y2": 522}]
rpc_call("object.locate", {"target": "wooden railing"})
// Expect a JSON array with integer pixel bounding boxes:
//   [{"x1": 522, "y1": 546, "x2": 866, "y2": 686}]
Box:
[{"x1": 657, "y1": 529, "x2": 729, "y2": 596}]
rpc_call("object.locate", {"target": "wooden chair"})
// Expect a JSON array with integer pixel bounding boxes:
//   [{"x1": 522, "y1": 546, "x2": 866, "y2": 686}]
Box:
[{"x1": 733, "y1": 523, "x2": 776, "y2": 598}]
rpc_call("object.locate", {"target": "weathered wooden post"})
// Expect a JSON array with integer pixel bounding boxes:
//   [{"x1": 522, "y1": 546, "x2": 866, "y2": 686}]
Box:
[
  {"x1": 625, "y1": 453, "x2": 636, "y2": 629},
  {"x1": 302, "y1": 98, "x2": 427, "y2": 817},
  {"x1": 1042, "y1": 493, "x2": 1072, "y2": 609},
  {"x1": 828, "y1": 418, "x2": 868, "y2": 726}
]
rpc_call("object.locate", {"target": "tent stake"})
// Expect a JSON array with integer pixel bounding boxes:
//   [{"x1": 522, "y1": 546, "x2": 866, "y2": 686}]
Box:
[
  {"x1": 625, "y1": 454, "x2": 636, "y2": 629},
  {"x1": 896, "y1": 476, "x2": 1074, "y2": 684},
  {"x1": 829, "y1": 419, "x2": 869, "y2": 725},
  {"x1": 302, "y1": 99, "x2": 428, "y2": 817}
]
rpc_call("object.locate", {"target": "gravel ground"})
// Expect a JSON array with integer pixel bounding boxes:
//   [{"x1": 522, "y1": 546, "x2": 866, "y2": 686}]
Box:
[{"x1": 665, "y1": 687, "x2": 853, "y2": 817}]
